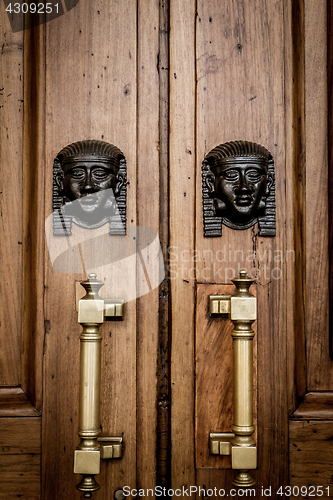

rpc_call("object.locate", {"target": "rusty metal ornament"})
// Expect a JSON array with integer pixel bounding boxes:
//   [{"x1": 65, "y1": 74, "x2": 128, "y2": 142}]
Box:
[
  {"x1": 53, "y1": 140, "x2": 127, "y2": 236},
  {"x1": 202, "y1": 140, "x2": 276, "y2": 236}
]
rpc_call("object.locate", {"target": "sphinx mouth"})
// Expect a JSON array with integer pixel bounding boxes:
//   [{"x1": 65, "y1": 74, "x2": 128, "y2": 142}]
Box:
[
  {"x1": 235, "y1": 195, "x2": 252, "y2": 206},
  {"x1": 80, "y1": 194, "x2": 97, "y2": 202},
  {"x1": 77, "y1": 195, "x2": 101, "y2": 213},
  {"x1": 79, "y1": 194, "x2": 101, "y2": 207}
]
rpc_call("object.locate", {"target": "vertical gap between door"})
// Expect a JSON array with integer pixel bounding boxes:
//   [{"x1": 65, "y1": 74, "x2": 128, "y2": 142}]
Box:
[{"x1": 157, "y1": 0, "x2": 171, "y2": 494}]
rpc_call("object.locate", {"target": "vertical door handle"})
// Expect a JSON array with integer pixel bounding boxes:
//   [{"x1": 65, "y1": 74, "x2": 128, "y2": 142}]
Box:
[
  {"x1": 209, "y1": 270, "x2": 257, "y2": 488},
  {"x1": 74, "y1": 273, "x2": 124, "y2": 498}
]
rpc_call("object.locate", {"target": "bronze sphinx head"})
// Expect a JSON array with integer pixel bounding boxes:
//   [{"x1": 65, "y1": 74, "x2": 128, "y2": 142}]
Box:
[
  {"x1": 53, "y1": 140, "x2": 127, "y2": 235},
  {"x1": 202, "y1": 141, "x2": 276, "y2": 236}
]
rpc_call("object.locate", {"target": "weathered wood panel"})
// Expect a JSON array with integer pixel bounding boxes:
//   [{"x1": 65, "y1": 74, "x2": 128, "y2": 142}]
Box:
[
  {"x1": 0, "y1": 0, "x2": 23, "y2": 385},
  {"x1": 0, "y1": 454, "x2": 41, "y2": 500},
  {"x1": 289, "y1": 392, "x2": 333, "y2": 498},
  {"x1": 195, "y1": 284, "x2": 257, "y2": 470},
  {"x1": 136, "y1": 0, "x2": 160, "y2": 491},
  {"x1": 305, "y1": 0, "x2": 331, "y2": 390},
  {"x1": 196, "y1": 285, "x2": 234, "y2": 470},
  {"x1": 43, "y1": 1, "x2": 138, "y2": 498},
  {"x1": 286, "y1": 0, "x2": 307, "y2": 413},
  {"x1": 0, "y1": 416, "x2": 41, "y2": 500},
  {"x1": 290, "y1": 420, "x2": 333, "y2": 499},
  {"x1": 195, "y1": 0, "x2": 288, "y2": 490},
  {"x1": 330, "y1": 0, "x2": 333, "y2": 363},
  {"x1": 169, "y1": 0, "x2": 196, "y2": 492},
  {"x1": 22, "y1": 21, "x2": 45, "y2": 409},
  {"x1": 0, "y1": 415, "x2": 41, "y2": 453}
]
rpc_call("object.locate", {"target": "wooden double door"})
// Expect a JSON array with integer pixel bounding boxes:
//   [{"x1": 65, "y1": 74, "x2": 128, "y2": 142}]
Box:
[{"x1": 1, "y1": 0, "x2": 332, "y2": 498}]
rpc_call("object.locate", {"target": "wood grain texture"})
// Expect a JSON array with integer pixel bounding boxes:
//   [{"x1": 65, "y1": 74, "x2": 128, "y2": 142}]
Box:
[
  {"x1": 196, "y1": 285, "x2": 234, "y2": 470},
  {"x1": 0, "y1": 416, "x2": 41, "y2": 453},
  {"x1": 195, "y1": 0, "x2": 288, "y2": 491},
  {"x1": 0, "y1": 5, "x2": 43, "y2": 498},
  {"x1": 289, "y1": 421, "x2": 333, "y2": 499},
  {"x1": 169, "y1": 0, "x2": 196, "y2": 493},
  {"x1": 43, "y1": 1, "x2": 137, "y2": 498},
  {"x1": 305, "y1": 0, "x2": 331, "y2": 389},
  {"x1": 0, "y1": 454, "x2": 41, "y2": 500},
  {"x1": 195, "y1": 284, "x2": 257, "y2": 470},
  {"x1": 0, "y1": 0, "x2": 23, "y2": 385},
  {"x1": 136, "y1": 0, "x2": 159, "y2": 491},
  {"x1": 287, "y1": 0, "x2": 307, "y2": 412},
  {"x1": 22, "y1": 21, "x2": 45, "y2": 409},
  {"x1": 330, "y1": 0, "x2": 333, "y2": 363},
  {"x1": 0, "y1": 416, "x2": 41, "y2": 499}
]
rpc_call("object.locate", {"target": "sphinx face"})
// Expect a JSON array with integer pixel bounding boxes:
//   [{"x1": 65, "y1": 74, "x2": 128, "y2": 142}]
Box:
[
  {"x1": 213, "y1": 163, "x2": 270, "y2": 223},
  {"x1": 61, "y1": 160, "x2": 119, "y2": 225}
]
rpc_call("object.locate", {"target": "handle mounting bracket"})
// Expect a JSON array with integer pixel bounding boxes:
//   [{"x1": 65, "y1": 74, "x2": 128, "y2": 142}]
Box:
[
  {"x1": 98, "y1": 436, "x2": 123, "y2": 459},
  {"x1": 210, "y1": 432, "x2": 234, "y2": 455}
]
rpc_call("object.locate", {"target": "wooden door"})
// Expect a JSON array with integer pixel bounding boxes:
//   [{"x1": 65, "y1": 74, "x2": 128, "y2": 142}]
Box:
[{"x1": 0, "y1": 0, "x2": 332, "y2": 498}]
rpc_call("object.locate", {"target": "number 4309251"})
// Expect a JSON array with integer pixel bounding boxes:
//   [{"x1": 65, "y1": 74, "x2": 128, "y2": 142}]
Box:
[
  {"x1": 277, "y1": 485, "x2": 330, "y2": 496},
  {"x1": 6, "y1": 3, "x2": 59, "y2": 14}
]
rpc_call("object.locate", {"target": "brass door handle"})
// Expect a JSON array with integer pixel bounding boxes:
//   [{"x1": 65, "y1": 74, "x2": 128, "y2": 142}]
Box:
[
  {"x1": 209, "y1": 270, "x2": 257, "y2": 488},
  {"x1": 74, "y1": 273, "x2": 124, "y2": 498}
]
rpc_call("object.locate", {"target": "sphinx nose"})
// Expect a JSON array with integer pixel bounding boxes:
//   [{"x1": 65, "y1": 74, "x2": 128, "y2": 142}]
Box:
[
  {"x1": 238, "y1": 172, "x2": 250, "y2": 191},
  {"x1": 82, "y1": 174, "x2": 94, "y2": 193}
]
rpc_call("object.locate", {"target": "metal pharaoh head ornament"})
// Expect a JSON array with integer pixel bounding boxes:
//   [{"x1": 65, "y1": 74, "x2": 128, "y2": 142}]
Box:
[
  {"x1": 202, "y1": 140, "x2": 276, "y2": 236},
  {"x1": 53, "y1": 139, "x2": 127, "y2": 235}
]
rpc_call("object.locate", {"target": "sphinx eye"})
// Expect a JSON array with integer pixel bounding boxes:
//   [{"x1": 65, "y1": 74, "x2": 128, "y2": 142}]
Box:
[
  {"x1": 246, "y1": 169, "x2": 264, "y2": 182},
  {"x1": 222, "y1": 170, "x2": 239, "y2": 181},
  {"x1": 91, "y1": 168, "x2": 111, "y2": 181},
  {"x1": 70, "y1": 168, "x2": 86, "y2": 180}
]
